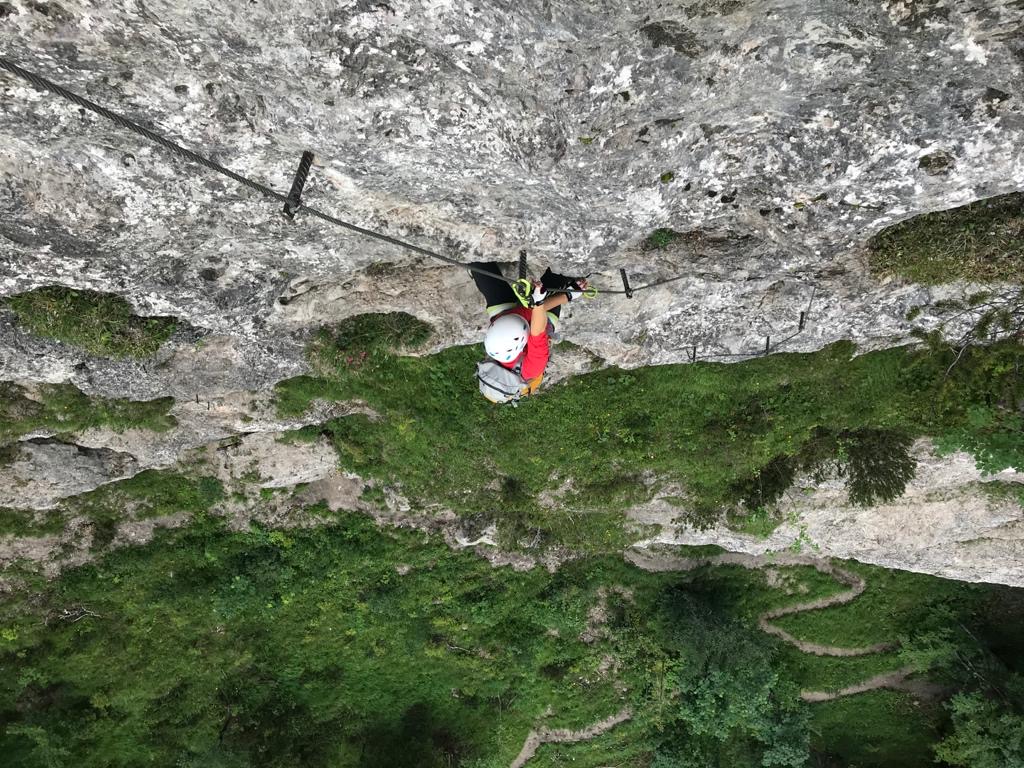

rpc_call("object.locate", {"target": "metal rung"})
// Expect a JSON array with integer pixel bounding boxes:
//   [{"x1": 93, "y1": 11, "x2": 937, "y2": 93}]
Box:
[
  {"x1": 283, "y1": 150, "x2": 315, "y2": 220},
  {"x1": 620, "y1": 269, "x2": 633, "y2": 298}
]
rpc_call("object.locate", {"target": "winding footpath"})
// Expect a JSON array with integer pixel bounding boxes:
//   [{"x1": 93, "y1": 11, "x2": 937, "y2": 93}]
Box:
[
  {"x1": 509, "y1": 709, "x2": 633, "y2": 768},
  {"x1": 509, "y1": 548, "x2": 942, "y2": 767},
  {"x1": 625, "y1": 548, "x2": 941, "y2": 702}
]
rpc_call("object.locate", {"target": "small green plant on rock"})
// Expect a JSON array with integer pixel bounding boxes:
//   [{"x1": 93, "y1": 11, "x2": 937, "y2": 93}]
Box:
[
  {"x1": 3, "y1": 286, "x2": 180, "y2": 358},
  {"x1": 0, "y1": 507, "x2": 66, "y2": 538},
  {"x1": 359, "y1": 484, "x2": 387, "y2": 509},
  {"x1": 0, "y1": 382, "x2": 176, "y2": 449},
  {"x1": 641, "y1": 227, "x2": 684, "y2": 251},
  {"x1": 726, "y1": 506, "x2": 783, "y2": 539},
  {"x1": 868, "y1": 191, "x2": 1024, "y2": 284},
  {"x1": 904, "y1": 324, "x2": 1023, "y2": 474},
  {"x1": 309, "y1": 312, "x2": 433, "y2": 375},
  {"x1": 73, "y1": 470, "x2": 224, "y2": 549}
]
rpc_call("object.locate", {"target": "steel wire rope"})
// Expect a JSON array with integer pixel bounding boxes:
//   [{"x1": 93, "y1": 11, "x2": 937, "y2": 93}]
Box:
[
  {"x1": 0, "y1": 55, "x2": 686, "y2": 295},
  {"x1": 1, "y1": 55, "x2": 820, "y2": 356}
]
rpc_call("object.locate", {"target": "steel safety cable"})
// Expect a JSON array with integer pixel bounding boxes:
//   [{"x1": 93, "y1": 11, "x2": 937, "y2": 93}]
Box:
[{"x1": 1, "y1": 55, "x2": 694, "y2": 296}]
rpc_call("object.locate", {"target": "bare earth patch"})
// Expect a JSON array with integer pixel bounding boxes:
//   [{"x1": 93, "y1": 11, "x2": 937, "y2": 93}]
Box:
[{"x1": 509, "y1": 708, "x2": 633, "y2": 768}]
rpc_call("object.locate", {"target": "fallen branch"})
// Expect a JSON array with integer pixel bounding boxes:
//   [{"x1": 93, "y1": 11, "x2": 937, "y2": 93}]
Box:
[{"x1": 44, "y1": 606, "x2": 103, "y2": 625}]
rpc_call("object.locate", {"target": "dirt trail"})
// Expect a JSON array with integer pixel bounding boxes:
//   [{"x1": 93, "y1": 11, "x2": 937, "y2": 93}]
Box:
[
  {"x1": 625, "y1": 548, "x2": 892, "y2": 655},
  {"x1": 509, "y1": 708, "x2": 632, "y2": 768},
  {"x1": 510, "y1": 548, "x2": 939, "y2": 767},
  {"x1": 800, "y1": 666, "x2": 948, "y2": 702},
  {"x1": 625, "y1": 547, "x2": 941, "y2": 702}
]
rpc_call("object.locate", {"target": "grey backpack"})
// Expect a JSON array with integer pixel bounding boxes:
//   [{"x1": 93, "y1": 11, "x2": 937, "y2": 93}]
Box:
[{"x1": 477, "y1": 359, "x2": 532, "y2": 404}]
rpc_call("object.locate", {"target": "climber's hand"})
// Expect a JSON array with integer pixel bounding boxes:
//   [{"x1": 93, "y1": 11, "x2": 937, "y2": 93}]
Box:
[
  {"x1": 565, "y1": 278, "x2": 589, "y2": 302},
  {"x1": 531, "y1": 281, "x2": 548, "y2": 307}
]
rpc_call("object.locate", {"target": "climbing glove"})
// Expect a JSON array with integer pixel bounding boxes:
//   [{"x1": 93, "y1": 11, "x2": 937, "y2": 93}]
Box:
[
  {"x1": 531, "y1": 282, "x2": 548, "y2": 307},
  {"x1": 564, "y1": 281, "x2": 586, "y2": 302}
]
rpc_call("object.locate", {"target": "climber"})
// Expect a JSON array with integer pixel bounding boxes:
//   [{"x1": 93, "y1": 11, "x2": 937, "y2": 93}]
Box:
[{"x1": 471, "y1": 261, "x2": 588, "y2": 403}]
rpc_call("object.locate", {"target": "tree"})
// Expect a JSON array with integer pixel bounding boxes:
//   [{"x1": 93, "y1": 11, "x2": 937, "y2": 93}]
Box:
[
  {"x1": 654, "y1": 598, "x2": 810, "y2": 767},
  {"x1": 935, "y1": 693, "x2": 1024, "y2": 768}
]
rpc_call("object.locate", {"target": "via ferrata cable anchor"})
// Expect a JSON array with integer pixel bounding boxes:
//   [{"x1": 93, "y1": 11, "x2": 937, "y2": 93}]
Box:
[
  {"x1": 620, "y1": 269, "x2": 634, "y2": 299},
  {"x1": 282, "y1": 150, "x2": 315, "y2": 220}
]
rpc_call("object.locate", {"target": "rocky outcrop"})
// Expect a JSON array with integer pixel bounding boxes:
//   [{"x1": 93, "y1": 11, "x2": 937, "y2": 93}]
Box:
[
  {"x1": 0, "y1": 389, "x2": 373, "y2": 509},
  {"x1": 2, "y1": 1, "x2": 1023, "y2": 584},
  {"x1": 0, "y1": 438, "x2": 138, "y2": 508},
  {"x1": 629, "y1": 440, "x2": 1024, "y2": 586}
]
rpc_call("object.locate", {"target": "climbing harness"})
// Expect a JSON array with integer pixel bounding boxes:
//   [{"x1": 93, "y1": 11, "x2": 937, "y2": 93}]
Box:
[{"x1": 0, "y1": 56, "x2": 814, "y2": 359}]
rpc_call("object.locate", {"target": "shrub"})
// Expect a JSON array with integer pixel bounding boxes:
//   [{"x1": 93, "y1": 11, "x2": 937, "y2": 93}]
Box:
[
  {"x1": 733, "y1": 427, "x2": 917, "y2": 511},
  {"x1": 641, "y1": 228, "x2": 684, "y2": 251},
  {"x1": 0, "y1": 382, "x2": 176, "y2": 447},
  {"x1": 934, "y1": 692, "x2": 1024, "y2": 768}
]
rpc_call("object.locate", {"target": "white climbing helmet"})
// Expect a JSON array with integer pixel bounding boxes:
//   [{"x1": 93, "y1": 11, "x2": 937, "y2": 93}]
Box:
[{"x1": 484, "y1": 313, "x2": 529, "y2": 364}]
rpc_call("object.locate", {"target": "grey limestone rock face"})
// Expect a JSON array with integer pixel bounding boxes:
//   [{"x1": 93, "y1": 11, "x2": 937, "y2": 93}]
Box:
[
  {"x1": 1, "y1": 0, "x2": 1023, "y2": 581},
  {"x1": 0, "y1": 438, "x2": 139, "y2": 508},
  {"x1": 630, "y1": 441, "x2": 1024, "y2": 586},
  {"x1": 1, "y1": 0, "x2": 1022, "y2": 391}
]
